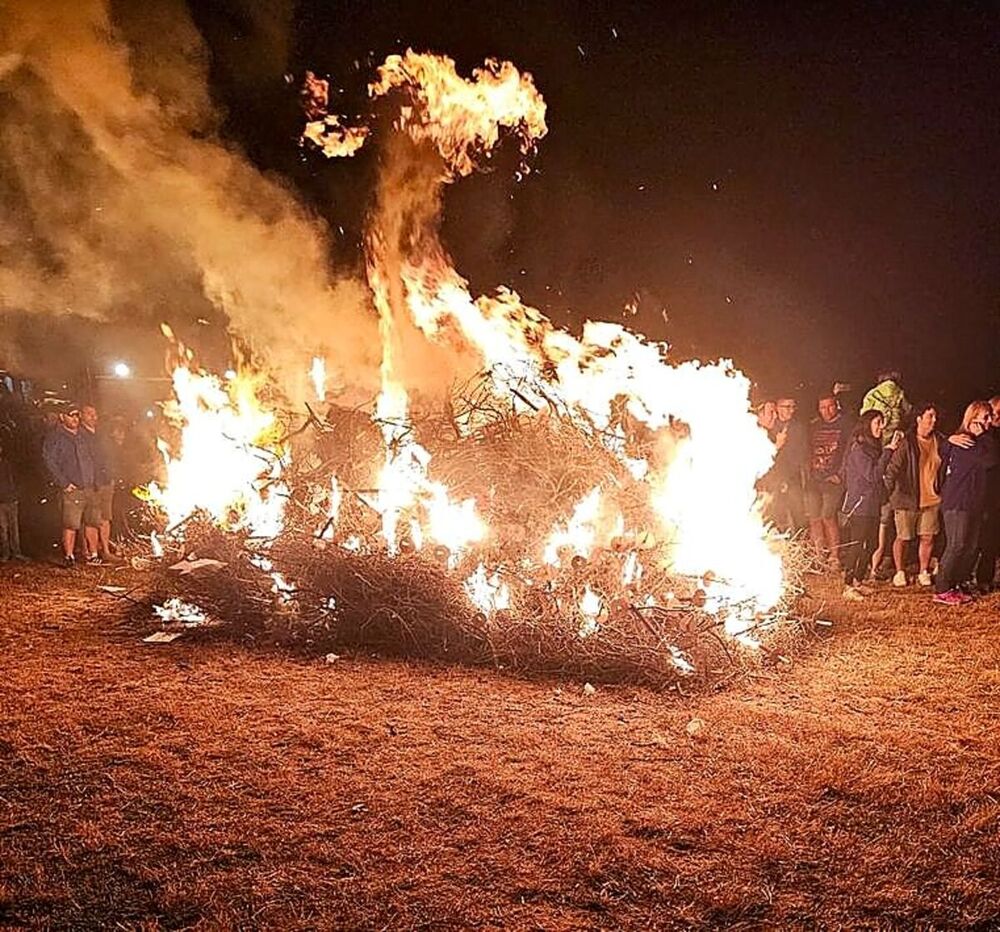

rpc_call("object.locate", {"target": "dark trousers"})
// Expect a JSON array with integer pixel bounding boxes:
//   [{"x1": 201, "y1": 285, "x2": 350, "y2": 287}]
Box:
[
  {"x1": 842, "y1": 514, "x2": 879, "y2": 586},
  {"x1": 936, "y1": 510, "x2": 981, "y2": 593},
  {"x1": 773, "y1": 482, "x2": 806, "y2": 533},
  {"x1": 975, "y1": 503, "x2": 1000, "y2": 586},
  {"x1": 0, "y1": 501, "x2": 22, "y2": 559}
]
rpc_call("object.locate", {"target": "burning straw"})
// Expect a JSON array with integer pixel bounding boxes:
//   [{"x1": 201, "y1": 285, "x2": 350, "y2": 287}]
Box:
[{"x1": 141, "y1": 375, "x2": 810, "y2": 690}]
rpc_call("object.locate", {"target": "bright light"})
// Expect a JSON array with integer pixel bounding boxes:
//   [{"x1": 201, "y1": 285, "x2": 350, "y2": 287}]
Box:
[{"x1": 112, "y1": 361, "x2": 131, "y2": 378}]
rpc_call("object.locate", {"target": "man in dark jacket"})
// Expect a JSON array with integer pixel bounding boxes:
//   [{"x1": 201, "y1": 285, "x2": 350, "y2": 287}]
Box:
[
  {"x1": 42, "y1": 406, "x2": 100, "y2": 566},
  {"x1": 884, "y1": 403, "x2": 949, "y2": 587}
]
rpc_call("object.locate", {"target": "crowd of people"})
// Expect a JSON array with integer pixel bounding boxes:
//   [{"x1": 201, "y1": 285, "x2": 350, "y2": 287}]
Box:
[
  {"x1": 0, "y1": 396, "x2": 148, "y2": 565},
  {"x1": 757, "y1": 370, "x2": 1000, "y2": 606},
  {"x1": 3, "y1": 372, "x2": 1000, "y2": 611}
]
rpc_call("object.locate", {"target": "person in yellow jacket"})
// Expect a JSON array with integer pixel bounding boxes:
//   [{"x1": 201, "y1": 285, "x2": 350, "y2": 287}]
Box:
[{"x1": 861, "y1": 369, "x2": 911, "y2": 440}]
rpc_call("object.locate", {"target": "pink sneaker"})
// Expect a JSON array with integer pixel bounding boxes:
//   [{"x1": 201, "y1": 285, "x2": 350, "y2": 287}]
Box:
[{"x1": 932, "y1": 590, "x2": 969, "y2": 606}]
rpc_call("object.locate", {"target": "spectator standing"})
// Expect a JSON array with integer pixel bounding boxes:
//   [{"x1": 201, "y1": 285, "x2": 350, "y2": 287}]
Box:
[
  {"x1": 934, "y1": 401, "x2": 999, "y2": 604},
  {"x1": 42, "y1": 406, "x2": 100, "y2": 567},
  {"x1": 883, "y1": 403, "x2": 947, "y2": 587},
  {"x1": 80, "y1": 404, "x2": 118, "y2": 562},
  {"x1": 861, "y1": 368, "x2": 911, "y2": 438},
  {"x1": 806, "y1": 395, "x2": 851, "y2": 565},
  {"x1": 973, "y1": 395, "x2": 1000, "y2": 591},
  {"x1": 0, "y1": 437, "x2": 27, "y2": 562},
  {"x1": 840, "y1": 411, "x2": 896, "y2": 600},
  {"x1": 108, "y1": 418, "x2": 140, "y2": 543},
  {"x1": 770, "y1": 396, "x2": 808, "y2": 532}
]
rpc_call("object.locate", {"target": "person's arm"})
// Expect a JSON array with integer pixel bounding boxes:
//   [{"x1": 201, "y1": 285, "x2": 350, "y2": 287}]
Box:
[
  {"x1": 42, "y1": 435, "x2": 71, "y2": 490},
  {"x1": 883, "y1": 442, "x2": 904, "y2": 496}
]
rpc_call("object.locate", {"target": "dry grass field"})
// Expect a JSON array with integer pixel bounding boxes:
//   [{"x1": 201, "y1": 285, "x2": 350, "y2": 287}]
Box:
[{"x1": 1, "y1": 562, "x2": 998, "y2": 929}]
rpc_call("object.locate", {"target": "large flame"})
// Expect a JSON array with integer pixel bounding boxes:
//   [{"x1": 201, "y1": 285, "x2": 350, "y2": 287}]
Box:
[
  {"x1": 151, "y1": 50, "x2": 785, "y2": 652},
  {"x1": 146, "y1": 363, "x2": 287, "y2": 538},
  {"x1": 304, "y1": 50, "x2": 784, "y2": 619}
]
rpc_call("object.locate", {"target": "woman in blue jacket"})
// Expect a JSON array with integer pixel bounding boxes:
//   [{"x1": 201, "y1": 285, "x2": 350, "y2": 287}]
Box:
[
  {"x1": 934, "y1": 401, "x2": 999, "y2": 604},
  {"x1": 840, "y1": 411, "x2": 897, "y2": 600}
]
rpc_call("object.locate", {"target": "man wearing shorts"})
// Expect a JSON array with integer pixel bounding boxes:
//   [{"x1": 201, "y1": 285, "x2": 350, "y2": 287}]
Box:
[
  {"x1": 42, "y1": 405, "x2": 99, "y2": 567},
  {"x1": 884, "y1": 403, "x2": 946, "y2": 586},
  {"x1": 806, "y1": 394, "x2": 850, "y2": 565},
  {"x1": 81, "y1": 404, "x2": 118, "y2": 562}
]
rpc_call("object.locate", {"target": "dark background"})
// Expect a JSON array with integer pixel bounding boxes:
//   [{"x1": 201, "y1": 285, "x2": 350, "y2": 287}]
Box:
[
  {"x1": 14, "y1": 1, "x2": 1000, "y2": 419},
  {"x1": 192, "y1": 0, "x2": 1000, "y2": 415}
]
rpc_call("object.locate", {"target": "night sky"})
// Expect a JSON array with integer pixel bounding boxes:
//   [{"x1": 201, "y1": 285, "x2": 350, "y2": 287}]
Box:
[{"x1": 167, "y1": 2, "x2": 1000, "y2": 412}]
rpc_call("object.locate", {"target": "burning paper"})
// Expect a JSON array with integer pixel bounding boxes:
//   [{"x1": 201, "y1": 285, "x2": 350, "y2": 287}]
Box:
[{"x1": 153, "y1": 598, "x2": 208, "y2": 626}]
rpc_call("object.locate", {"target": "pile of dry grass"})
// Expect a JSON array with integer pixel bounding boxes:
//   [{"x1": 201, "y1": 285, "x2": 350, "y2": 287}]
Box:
[{"x1": 139, "y1": 372, "x2": 812, "y2": 688}]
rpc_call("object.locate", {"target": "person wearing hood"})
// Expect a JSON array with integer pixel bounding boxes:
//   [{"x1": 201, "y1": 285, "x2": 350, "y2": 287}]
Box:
[
  {"x1": 861, "y1": 368, "x2": 911, "y2": 439},
  {"x1": 840, "y1": 411, "x2": 897, "y2": 601}
]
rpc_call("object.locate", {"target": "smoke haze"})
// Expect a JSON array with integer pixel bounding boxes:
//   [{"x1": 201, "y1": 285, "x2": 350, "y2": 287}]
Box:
[{"x1": 0, "y1": 0, "x2": 379, "y2": 395}]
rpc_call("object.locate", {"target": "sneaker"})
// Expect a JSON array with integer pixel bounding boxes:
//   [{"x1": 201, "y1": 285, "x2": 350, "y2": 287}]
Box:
[
  {"x1": 86, "y1": 553, "x2": 103, "y2": 566},
  {"x1": 842, "y1": 585, "x2": 865, "y2": 602},
  {"x1": 958, "y1": 582, "x2": 979, "y2": 600},
  {"x1": 932, "y1": 589, "x2": 968, "y2": 606},
  {"x1": 63, "y1": 554, "x2": 76, "y2": 568},
  {"x1": 917, "y1": 571, "x2": 933, "y2": 587},
  {"x1": 892, "y1": 571, "x2": 908, "y2": 588}
]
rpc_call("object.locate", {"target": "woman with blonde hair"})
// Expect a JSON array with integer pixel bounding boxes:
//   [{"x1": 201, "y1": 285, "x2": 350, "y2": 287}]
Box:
[{"x1": 934, "y1": 401, "x2": 999, "y2": 604}]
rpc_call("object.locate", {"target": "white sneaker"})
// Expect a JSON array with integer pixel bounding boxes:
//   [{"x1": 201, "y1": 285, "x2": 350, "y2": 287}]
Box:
[
  {"x1": 892, "y1": 571, "x2": 908, "y2": 588},
  {"x1": 842, "y1": 585, "x2": 865, "y2": 602},
  {"x1": 917, "y1": 571, "x2": 933, "y2": 587}
]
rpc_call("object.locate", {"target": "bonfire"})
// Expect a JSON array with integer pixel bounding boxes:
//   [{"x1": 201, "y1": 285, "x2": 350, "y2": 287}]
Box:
[{"x1": 139, "y1": 51, "x2": 804, "y2": 687}]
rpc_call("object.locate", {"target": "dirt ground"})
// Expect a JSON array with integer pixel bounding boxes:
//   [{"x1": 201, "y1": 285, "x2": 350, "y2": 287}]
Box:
[{"x1": 1, "y1": 562, "x2": 998, "y2": 930}]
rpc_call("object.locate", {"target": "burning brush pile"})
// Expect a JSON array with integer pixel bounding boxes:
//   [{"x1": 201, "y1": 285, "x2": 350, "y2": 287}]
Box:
[{"x1": 139, "y1": 51, "x2": 808, "y2": 688}]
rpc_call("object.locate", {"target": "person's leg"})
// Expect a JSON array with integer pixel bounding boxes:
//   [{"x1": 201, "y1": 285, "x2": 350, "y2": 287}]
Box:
[
  {"x1": 99, "y1": 521, "x2": 111, "y2": 556},
  {"x1": 61, "y1": 491, "x2": 83, "y2": 561},
  {"x1": 9, "y1": 501, "x2": 23, "y2": 558},
  {"x1": 975, "y1": 505, "x2": 1000, "y2": 587},
  {"x1": 822, "y1": 517, "x2": 839, "y2": 561},
  {"x1": 0, "y1": 503, "x2": 11, "y2": 560},
  {"x1": 98, "y1": 485, "x2": 114, "y2": 557},
  {"x1": 804, "y1": 484, "x2": 824, "y2": 556},
  {"x1": 857, "y1": 515, "x2": 879, "y2": 582},
  {"x1": 819, "y1": 484, "x2": 840, "y2": 563},
  {"x1": 82, "y1": 489, "x2": 100, "y2": 559},
  {"x1": 870, "y1": 504, "x2": 891, "y2": 577},
  {"x1": 787, "y1": 483, "x2": 806, "y2": 534},
  {"x1": 957, "y1": 514, "x2": 982, "y2": 588},
  {"x1": 935, "y1": 511, "x2": 968, "y2": 593},
  {"x1": 892, "y1": 510, "x2": 915, "y2": 583},
  {"x1": 915, "y1": 505, "x2": 939, "y2": 578},
  {"x1": 917, "y1": 535, "x2": 934, "y2": 574},
  {"x1": 842, "y1": 516, "x2": 861, "y2": 586}
]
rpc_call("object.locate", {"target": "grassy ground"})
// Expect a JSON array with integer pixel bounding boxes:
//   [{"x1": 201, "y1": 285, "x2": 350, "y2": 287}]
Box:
[{"x1": 1, "y1": 562, "x2": 998, "y2": 929}]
